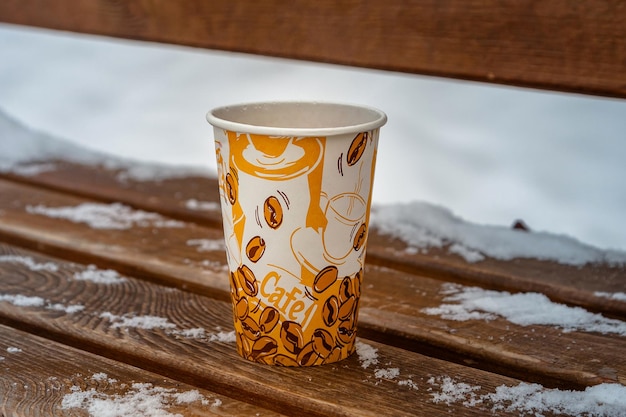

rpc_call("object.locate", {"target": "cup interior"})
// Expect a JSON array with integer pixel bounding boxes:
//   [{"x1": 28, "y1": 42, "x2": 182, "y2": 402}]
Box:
[{"x1": 207, "y1": 101, "x2": 387, "y2": 136}]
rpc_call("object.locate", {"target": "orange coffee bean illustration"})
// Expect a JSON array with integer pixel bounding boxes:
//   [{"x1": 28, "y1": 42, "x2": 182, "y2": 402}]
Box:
[
  {"x1": 264, "y1": 196, "x2": 283, "y2": 229},
  {"x1": 337, "y1": 323, "x2": 356, "y2": 345},
  {"x1": 322, "y1": 295, "x2": 340, "y2": 327},
  {"x1": 236, "y1": 331, "x2": 250, "y2": 358},
  {"x1": 314, "y1": 265, "x2": 338, "y2": 293},
  {"x1": 353, "y1": 268, "x2": 363, "y2": 298},
  {"x1": 325, "y1": 347, "x2": 343, "y2": 364},
  {"x1": 237, "y1": 265, "x2": 258, "y2": 297},
  {"x1": 225, "y1": 172, "x2": 237, "y2": 204},
  {"x1": 338, "y1": 277, "x2": 353, "y2": 304},
  {"x1": 235, "y1": 297, "x2": 249, "y2": 320},
  {"x1": 338, "y1": 295, "x2": 356, "y2": 321},
  {"x1": 240, "y1": 316, "x2": 261, "y2": 341},
  {"x1": 246, "y1": 236, "x2": 266, "y2": 263},
  {"x1": 296, "y1": 342, "x2": 320, "y2": 366},
  {"x1": 273, "y1": 354, "x2": 299, "y2": 367},
  {"x1": 353, "y1": 223, "x2": 367, "y2": 251},
  {"x1": 250, "y1": 336, "x2": 278, "y2": 361},
  {"x1": 280, "y1": 321, "x2": 305, "y2": 354},
  {"x1": 346, "y1": 131, "x2": 368, "y2": 166},
  {"x1": 259, "y1": 306, "x2": 280, "y2": 333},
  {"x1": 229, "y1": 272, "x2": 240, "y2": 301},
  {"x1": 312, "y1": 328, "x2": 334, "y2": 359}
]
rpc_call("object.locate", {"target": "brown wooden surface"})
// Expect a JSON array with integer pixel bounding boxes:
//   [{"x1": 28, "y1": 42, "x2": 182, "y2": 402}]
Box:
[
  {"x1": 1, "y1": 243, "x2": 527, "y2": 417},
  {"x1": 1, "y1": 160, "x2": 625, "y2": 398},
  {"x1": 1, "y1": 0, "x2": 626, "y2": 98},
  {"x1": 0, "y1": 325, "x2": 284, "y2": 417}
]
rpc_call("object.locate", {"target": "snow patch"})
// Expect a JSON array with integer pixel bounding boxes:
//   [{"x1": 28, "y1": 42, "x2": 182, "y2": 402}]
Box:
[
  {"x1": 61, "y1": 373, "x2": 220, "y2": 417},
  {"x1": 595, "y1": 291, "x2": 626, "y2": 302},
  {"x1": 73, "y1": 264, "x2": 127, "y2": 284},
  {"x1": 422, "y1": 283, "x2": 626, "y2": 336},
  {"x1": 185, "y1": 199, "x2": 220, "y2": 211},
  {"x1": 0, "y1": 255, "x2": 59, "y2": 272},
  {"x1": 100, "y1": 312, "x2": 177, "y2": 330},
  {"x1": 0, "y1": 110, "x2": 212, "y2": 183},
  {"x1": 186, "y1": 239, "x2": 226, "y2": 252},
  {"x1": 0, "y1": 294, "x2": 45, "y2": 307},
  {"x1": 26, "y1": 202, "x2": 185, "y2": 230},
  {"x1": 427, "y1": 376, "x2": 626, "y2": 416},
  {"x1": 355, "y1": 340, "x2": 379, "y2": 369},
  {"x1": 371, "y1": 202, "x2": 626, "y2": 266},
  {"x1": 0, "y1": 293, "x2": 83, "y2": 313},
  {"x1": 374, "y1": 368, "x2": 400, "y2": 380}
]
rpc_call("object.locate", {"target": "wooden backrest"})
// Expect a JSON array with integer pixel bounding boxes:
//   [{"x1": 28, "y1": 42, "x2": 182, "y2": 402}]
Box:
[{"x1": 1, "y1": 0, "x2": 625, "y2": 99}]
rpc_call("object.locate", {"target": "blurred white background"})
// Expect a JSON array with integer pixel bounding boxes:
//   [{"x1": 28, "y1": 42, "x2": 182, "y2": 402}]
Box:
[{"x1": 1, "y1": 24, "x2": 625, "y2": 251}]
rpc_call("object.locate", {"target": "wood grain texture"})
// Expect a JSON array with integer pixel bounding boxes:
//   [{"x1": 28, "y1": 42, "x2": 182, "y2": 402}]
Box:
[
  {"x1": 0, "y1": 245, "x2": 526, "y2": 417},
  {"x1": 1, "y1": 0, "x2": 625, "y2": 98},
  {"x1": 0, "y1": 176, "x2": 231, "y2": 299},
  {"x1": 0, "y1": 325, "x2": 285, "y2": 417},
  {"x1": 1, "y1": 176, "x2": 625, "y2": 389}
]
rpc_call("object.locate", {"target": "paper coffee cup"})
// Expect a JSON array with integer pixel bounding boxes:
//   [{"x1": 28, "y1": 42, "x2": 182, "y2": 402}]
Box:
[{"x1": 207, "y1": 101, "x2": 386, "y2": 366}]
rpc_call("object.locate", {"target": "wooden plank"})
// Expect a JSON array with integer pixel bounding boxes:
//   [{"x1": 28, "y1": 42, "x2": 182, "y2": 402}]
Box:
[
  {"x1": 4, "y1": 163, "x2": 625, "y2": 320},
  {"x1": 0, "y1": 180, "x2": 625, "y2": 388},
  {"x1": 2, "y1": 161, "x2": 224, "y2": 229},
  {"x1": 0, "y1": 324, "x2": 285, "y2": 417},
  {"x1": 0, "y1": 175, "x2": 231, "y2": 299},
  {"x1": 366, "y1": 235, "x2": 626, "y2": 320},
  {"x1": 1, "y1": 0, "x2": 625, "y2": 98},
  {"x1": 0, "y1": 245, "x2": 527, "y2": 417}
]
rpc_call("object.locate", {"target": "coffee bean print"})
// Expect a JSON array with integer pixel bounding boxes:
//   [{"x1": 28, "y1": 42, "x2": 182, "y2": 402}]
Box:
[
  {"x1": 313, "y1": 265, "x2": 338, "y2": 293},
  {"x1": 237, "y1": 265, "x2": 258, "y2": 297},
  {"x1": 225, "y1": 172, "x2": 237, "y2": 204},
  {"x1": 296, "y1": 342, "x2": 319, "y2": 366},
  {"x1": 346, "y1": 132, "x2": 368, "y2": 166},
  {"x1": 324, "y1": 347, "x2": 343, "y2": 364},
  {"x1": 236, "y1": 330, "x2": 251, "y2": 358},
  {"x1": 280, "y1": 321, "x2": 304, "y2": 354},
  {"x1": 246, "y1": 236, "x2": 266, "y2": 262},
  {"x1": 235, "y1": 297, "x2": 249, "y2": 320},
  {"x1": 337, "y1": 323, "x2": 356, "y2": 345},
  {"x1": 250, "y1": 336, "x2": 278, "y2": 361},
  {"x1": 353, "y1": 223, "x2": 367, "y2": 251},
  {"x1": 273, "y1": 354, "x2": 299, "y2": 367},
  {"x1": 312, "y1": 329, "x2": 334, "y2": 359},
  {"x1": 263, "y1": 196, "x2": 283, "y2": 229},
  {"x1": 322, "y1": 295, "x2": 339, "y2": 327},
  {"x1": 353, "y1": 269, "x2": 363, "y2": 298},
  {"x1": 259, "y1": 306, "x2": 280, "y2": 333},
  {"x1": 229, "y1": 272, "x2": 240, "y2": 300},
  {"x1": 338, "y1": 295, "x2": 356, "y2": 321},
  {"x1": 240, "y1": 316, "x2": 261, "y2": 341},
  {"x1": 338, "y1": 277, "x2": 353, "y2": 304}
]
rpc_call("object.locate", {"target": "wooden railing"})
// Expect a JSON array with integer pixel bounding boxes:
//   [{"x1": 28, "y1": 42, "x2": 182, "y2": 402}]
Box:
[{"x1": 1, "y1": 0, "x2": 626, "y2": 98}]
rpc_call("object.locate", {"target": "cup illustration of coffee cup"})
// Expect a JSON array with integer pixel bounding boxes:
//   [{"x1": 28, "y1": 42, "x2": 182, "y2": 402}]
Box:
[{"x1": 322, "y1": 193, "x2": 367, "y2": 261}]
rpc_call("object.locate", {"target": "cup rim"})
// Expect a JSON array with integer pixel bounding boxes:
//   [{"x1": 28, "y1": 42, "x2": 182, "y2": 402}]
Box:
[{"x1": 206, "y1": 101, "x2": 387, "y2": 136}]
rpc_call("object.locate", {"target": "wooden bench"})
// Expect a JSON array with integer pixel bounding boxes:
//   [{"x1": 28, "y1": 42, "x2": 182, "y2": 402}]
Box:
[{"x1": 1, "y1": 2, "x2": 625, "y2": 416}]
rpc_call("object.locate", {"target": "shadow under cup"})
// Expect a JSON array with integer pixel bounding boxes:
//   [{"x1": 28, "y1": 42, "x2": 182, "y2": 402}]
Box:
[{"x1": 207, "y1": 102, "x2": 387, "y2": 366}]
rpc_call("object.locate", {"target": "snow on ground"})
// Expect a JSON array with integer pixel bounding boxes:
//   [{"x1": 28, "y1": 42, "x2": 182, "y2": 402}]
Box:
[
  {"x1": 354, "y1": 341, "x2": 626, "y2": 417},
  {"x1": 422, "y1": 283, "x2": 626, "y2": 336},
  {"x1": 1, "y1": 24, "x2": 626, "y2": 252},
  {"x1": 61, "y1": 373, "x2": 221, "y2": 417}
]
